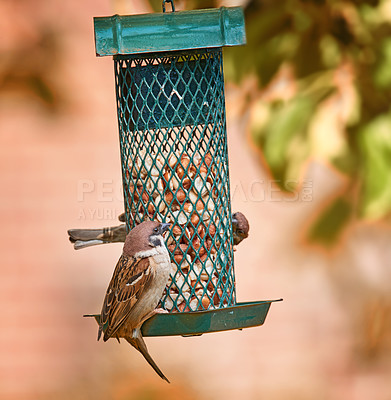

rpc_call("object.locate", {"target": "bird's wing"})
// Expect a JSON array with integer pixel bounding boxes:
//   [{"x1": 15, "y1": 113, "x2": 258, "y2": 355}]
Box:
[
  {"x1": 68, "y1": 228, "x2": 107, "y2": 242},
  {"x1": 100, "y1": 255, "x2": 155, "y2": 341},
  {"x1": 68, "y1": 225, "x2": 126, "y2": 243}
]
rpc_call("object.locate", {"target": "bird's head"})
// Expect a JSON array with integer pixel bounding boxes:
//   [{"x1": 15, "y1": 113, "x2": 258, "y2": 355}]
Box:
[
  {"x1": 232, "y1": 212, "x2": 250, "y2": 246},
  {"x1": 123, "y1": 221, "x2": 171, "y2": 257}
]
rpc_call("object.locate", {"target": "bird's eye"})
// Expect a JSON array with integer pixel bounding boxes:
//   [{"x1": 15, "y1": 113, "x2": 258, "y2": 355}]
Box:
[
  {"x1": 153, "y1": 227, "x2": 159, "y2": 233},
  {"x1": 237, "y1": 229, "x2": 244, "y2": 235}
]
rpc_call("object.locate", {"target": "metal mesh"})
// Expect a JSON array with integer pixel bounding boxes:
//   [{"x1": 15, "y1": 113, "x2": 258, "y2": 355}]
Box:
[{"x1": 114, "y1": 48, "x2": 236, "y2": 312}]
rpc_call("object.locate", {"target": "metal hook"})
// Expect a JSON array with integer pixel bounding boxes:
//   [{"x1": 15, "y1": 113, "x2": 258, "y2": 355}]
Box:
[{"x1": 162, "y1": 0, "x2": 175, "y2": 13}]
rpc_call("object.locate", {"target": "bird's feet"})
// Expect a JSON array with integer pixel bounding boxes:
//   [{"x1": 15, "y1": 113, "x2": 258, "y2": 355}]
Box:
[{"x1": 155, "y1": 307, "x2": 169, "y2": 314}]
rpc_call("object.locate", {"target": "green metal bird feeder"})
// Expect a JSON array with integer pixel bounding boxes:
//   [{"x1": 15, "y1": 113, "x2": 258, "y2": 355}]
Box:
[{"x1": 90, "y1": 1, "x2": 281, "y2": 337}]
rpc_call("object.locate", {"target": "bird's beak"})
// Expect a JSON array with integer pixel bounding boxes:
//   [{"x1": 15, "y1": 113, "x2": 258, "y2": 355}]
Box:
[{"x1": 160, "y1": 223, "x2": 171, "y2": 234}]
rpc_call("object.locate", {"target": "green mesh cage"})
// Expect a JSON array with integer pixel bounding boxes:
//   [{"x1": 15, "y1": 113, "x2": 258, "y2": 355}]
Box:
[
  {"x1": 115, "y1": 48, "x2": 235, "y2": 312},
  {"x1": 89, "y1": 6, "x2": 281, "y2": 336}
]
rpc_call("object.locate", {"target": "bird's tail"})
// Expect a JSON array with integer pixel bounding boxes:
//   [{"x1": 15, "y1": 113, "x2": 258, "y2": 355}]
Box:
[
  {"x1": 67, "y1": 225, "x2": 126, "y2": 250},
  {"x1": 125, "y1": 331, "x2": 170, "y2": 383},
  {"x1": 97, "y1": 324, "x2": 103, "y2": 341},
  {"x1": 73, "y1": 239, "x2": 106, "y2": 250}
]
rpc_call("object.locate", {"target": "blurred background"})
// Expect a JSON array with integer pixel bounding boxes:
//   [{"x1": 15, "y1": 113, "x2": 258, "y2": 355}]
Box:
[{"x1": 1, "y1": 0, "x2": 391, "y2": 399}]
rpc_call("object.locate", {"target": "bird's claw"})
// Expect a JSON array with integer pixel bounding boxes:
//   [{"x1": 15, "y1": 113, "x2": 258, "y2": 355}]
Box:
[{"x1": 155, "y1": 307, "x2": 169, "y2": 314}]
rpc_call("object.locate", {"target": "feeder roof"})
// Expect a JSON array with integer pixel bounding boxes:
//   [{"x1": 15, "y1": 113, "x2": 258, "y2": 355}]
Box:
[{"x1": 94, "y1": 7, "x2": 246, "y2": 57}]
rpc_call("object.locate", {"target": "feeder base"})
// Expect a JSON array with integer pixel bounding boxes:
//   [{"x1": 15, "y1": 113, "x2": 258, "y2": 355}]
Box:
[{"x1": 84, "y1": 299, "x2": 282, "y2": 337}]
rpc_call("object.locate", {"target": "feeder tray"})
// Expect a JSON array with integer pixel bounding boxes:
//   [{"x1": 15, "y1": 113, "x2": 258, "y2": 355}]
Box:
[
  {"x1": 89, "y1": 3, "x2": 281, "y2": 337},
  {"x1": 86, "y1": 299, "x2": 282, "y2": 337}
]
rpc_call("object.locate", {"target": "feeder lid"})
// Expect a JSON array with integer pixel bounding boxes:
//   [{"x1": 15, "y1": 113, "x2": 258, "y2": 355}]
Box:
[{"x1": 94, "y1": 7, "x2": 246, "y2": 57}]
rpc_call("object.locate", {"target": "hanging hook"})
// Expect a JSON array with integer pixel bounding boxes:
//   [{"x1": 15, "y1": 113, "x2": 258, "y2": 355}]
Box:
[{"x1": 162, "y1": 0, "x2": 175, "y2": 13}]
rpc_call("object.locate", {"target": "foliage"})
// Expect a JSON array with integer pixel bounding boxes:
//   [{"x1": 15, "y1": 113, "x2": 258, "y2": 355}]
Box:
[{"x1": 228, "y1": 0, "x2": 391, "y2": 245}]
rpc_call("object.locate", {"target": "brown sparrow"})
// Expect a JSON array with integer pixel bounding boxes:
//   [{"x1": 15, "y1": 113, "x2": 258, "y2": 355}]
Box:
[
  {"x1": 68, "y1": 212, "x2": 249, "y2": 249},
  {"x1": 98, "y1": 221, "x2": 171, "y2": 382},
  {"x1": 232, "y1": 212, "x2": 249, "y2": 246}
]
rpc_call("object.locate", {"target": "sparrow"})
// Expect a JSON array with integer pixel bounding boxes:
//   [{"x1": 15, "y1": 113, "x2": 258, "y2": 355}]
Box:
[
  {"x1": 98, "y1": 220, "x2": 171, "y2": 382},
  {"x1": 68, "y1": 224, "x2": 126, "y2": 250},
  {"x1": 68, "y1": 212, "x2": 250, "y2": 249},
  {"x1": 232, "y1": 212, "x2": 249, "y2": 246}
]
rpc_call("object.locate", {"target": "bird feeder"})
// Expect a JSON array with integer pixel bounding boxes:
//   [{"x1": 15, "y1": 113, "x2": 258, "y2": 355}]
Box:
[{"x1": 90, "y1": 1, "x2": 281, "y2": 337}]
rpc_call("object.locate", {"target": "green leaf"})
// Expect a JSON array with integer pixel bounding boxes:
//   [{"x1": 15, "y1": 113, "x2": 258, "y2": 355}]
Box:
[
  {"x1": 257, "y1": 97, "x2": 314, "y2": 186},
  {"x1": 307, "y1": 196, "x2": 352, "y2": 246},
  {"x1": 320, "y1": 35, "x2": 342, "y2": 68},
  {"x1": 374, "y1": 38, "x2": 391, "y2": 89},
  {"x1": 359, "y1": 113, "x2": 391, "y2": 219},
  {"x1": 225, "y1": 7, "x2": 294, "y2": 85},
  {"x1": 252, "y1": 85, "x2": 334, "y2": 190}
]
